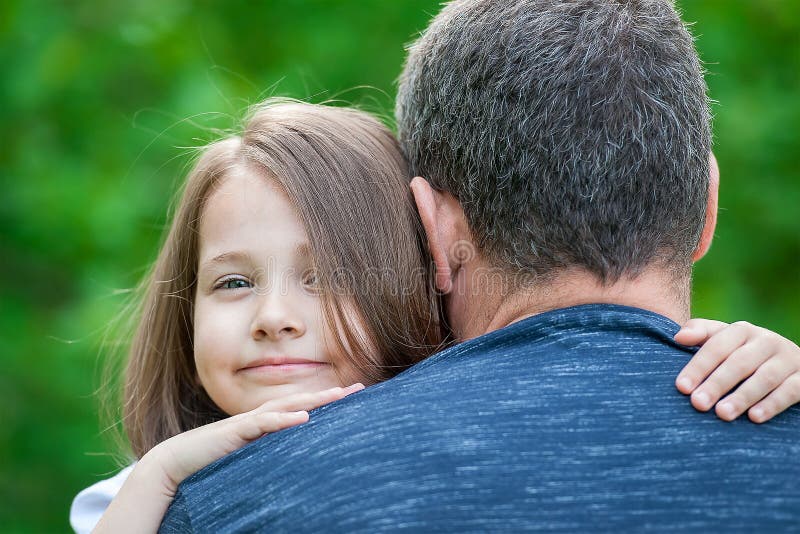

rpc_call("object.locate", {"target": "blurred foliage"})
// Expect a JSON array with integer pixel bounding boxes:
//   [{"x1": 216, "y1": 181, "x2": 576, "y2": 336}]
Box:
[{"x1": 1, "y1": 1, "x2": 797, "y2": 531}]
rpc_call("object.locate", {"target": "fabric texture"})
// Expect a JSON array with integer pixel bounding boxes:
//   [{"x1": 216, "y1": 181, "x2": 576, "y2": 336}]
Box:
[
  {"x1": 70, "y1": 463, "x2": 135, "y2": 534},
  {"x1": 160, "y1": 304, "x2": 800, "y2": 533}
]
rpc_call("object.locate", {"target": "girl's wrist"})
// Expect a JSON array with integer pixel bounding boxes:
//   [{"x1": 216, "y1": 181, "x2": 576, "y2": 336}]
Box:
[
  {"x1": 93, "y1": 448, "x2": 179, "y2": 534},
  {"x1": 134, "y1": 446, "x2": 181, "y2": 499}
]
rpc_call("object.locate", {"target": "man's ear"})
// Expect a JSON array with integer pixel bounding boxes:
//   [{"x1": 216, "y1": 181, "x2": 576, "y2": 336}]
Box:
[
  {"x1": 410, "y1": 177, "x2": 454, "y2": 294},
  {"x1": 693, "y1": 152, "x2": 720, "y2": 262}
]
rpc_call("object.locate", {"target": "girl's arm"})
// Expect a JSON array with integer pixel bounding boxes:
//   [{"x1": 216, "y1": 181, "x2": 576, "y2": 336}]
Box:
[
  {"x1": 675, "y1": 319, "x2": 800, "y2": 422},
  {"x1": 93, "y1": 383, "x2": 364, "y2": 534}
]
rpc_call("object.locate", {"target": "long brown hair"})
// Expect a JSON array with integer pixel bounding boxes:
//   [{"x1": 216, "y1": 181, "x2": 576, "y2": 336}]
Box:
[{"x1": 120, "y1": 99, "x2": 445, "y2": 458}]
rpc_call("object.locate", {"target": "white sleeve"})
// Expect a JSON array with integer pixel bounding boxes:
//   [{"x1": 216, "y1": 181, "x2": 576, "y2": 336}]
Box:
[{"x1": 70, "y1": 463, "x2": 136, "y2": 534}]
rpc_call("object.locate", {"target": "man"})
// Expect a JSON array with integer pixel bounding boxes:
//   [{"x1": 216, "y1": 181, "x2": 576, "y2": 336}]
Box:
[{"x1": 161, "y1": 0, "x2": 799, "y2": 530}]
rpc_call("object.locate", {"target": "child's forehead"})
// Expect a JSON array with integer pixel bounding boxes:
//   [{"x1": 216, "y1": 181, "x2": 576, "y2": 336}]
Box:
[
  {"x1": 202, "y1": 171, "x2": 293, "y2": 224},
  {"x1": 197, "y1": 171, "x2": 310, "y2": 266}
]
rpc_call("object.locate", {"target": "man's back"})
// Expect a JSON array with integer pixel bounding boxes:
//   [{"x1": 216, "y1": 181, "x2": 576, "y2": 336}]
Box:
[{"x1": 161, "y1": 305, "x2": 800, "y2": 532}]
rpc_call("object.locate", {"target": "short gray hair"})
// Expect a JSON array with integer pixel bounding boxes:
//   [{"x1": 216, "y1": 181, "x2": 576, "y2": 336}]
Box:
[{"x1": 396, "y1": 0, "x2": 712, "y2": 283}]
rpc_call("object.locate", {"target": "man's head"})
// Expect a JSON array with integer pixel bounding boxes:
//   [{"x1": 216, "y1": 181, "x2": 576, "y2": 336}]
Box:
[{"x1": 397, "y1": 0, "x2": 714, "y2": 293}]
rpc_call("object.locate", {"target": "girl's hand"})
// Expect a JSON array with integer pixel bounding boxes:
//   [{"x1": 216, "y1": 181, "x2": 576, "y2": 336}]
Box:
[
  {"x1": 674, "y1": 319, "x2": 800, "y2": 423},
  {"x1": 143, "y1": 383, "x2": 365, "y2": 495}
]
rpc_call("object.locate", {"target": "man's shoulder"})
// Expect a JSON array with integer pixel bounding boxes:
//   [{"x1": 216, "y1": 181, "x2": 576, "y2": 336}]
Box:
[{"x1": 162, "y1": 305, "x2": 800, "y2": 531}]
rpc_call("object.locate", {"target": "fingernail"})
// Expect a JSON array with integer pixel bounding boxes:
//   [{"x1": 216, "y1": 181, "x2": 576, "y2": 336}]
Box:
[
  {"x1": 717, "y1": 401, "x2": 734, "y2": 420},
  {"x1": 676, "y1": 376, "x2": 692, "y2": 391},
  {"x1": 346, "y1": 383, "x2": 365, "y2": 392},
  {"x1": 694, "y1": 391, "x2": 711, "y2": 409}
]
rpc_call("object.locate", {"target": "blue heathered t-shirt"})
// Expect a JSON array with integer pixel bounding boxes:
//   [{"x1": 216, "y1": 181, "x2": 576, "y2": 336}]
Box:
[{"x1": 160, "y1": 304, "x2": 800, "y2": 532}]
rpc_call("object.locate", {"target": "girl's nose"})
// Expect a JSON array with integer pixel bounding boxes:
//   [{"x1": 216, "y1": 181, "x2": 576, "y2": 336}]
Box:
[{"x1": 250, "y1": 292, "x2": 306, "y2": 341}]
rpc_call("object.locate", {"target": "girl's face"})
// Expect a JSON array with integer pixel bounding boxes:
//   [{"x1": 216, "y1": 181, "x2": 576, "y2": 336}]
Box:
[{"x1": 193, "y1": 167, "x2": 355, "y2": 415}]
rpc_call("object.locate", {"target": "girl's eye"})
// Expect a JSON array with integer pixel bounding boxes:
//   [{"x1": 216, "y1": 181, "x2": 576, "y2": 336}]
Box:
[
  {"x1": 216, "y1": 278, "x2": 251, "y2": 290},
  {"x1": 302, "y1": 270, "x2": 321, "y2": 291}
]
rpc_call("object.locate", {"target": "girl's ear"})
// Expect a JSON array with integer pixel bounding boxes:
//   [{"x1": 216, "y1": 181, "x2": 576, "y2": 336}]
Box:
[{"x1": 410, "y1": 177, "x2": 454, "y2": 294}]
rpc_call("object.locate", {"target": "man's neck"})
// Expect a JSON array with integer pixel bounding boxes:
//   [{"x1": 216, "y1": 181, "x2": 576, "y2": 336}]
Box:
[{"x1": 448, "y1": 264, "x2": 690, "y2": 341}]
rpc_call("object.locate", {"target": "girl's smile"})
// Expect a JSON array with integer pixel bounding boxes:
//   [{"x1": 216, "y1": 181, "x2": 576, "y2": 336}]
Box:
[{"x1": 238, "y1": 357, "x2": 332, "y2": 378}]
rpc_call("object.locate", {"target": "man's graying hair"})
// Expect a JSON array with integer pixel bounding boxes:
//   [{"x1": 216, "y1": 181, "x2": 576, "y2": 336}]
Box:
[{"x1": 396, "y1": 0, "x2": 712, "y2": 283}]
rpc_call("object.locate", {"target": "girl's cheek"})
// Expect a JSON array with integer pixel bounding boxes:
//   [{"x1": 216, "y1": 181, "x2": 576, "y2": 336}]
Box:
[
  {"x1": 193, "y1": 299, "x2": 237, "y2": 362},
  {"x1": 196, "y1": 296, "x2": 244, "y2": 333}
]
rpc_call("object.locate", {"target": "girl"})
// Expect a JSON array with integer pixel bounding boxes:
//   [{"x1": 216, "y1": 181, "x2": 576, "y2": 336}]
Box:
[{"x1": 72, "y1": 99, "x2": 800, "y2": 534}]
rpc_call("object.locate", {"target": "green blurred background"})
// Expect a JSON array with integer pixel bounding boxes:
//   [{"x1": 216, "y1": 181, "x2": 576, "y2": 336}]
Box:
[{"x1": 1, "y1": 1, "x2": 798, "y2": 531}]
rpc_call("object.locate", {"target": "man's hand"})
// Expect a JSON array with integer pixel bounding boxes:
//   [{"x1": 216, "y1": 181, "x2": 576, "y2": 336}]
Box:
[{"x1": 675, "y1": 319, "x2": 800, "y2": 423}]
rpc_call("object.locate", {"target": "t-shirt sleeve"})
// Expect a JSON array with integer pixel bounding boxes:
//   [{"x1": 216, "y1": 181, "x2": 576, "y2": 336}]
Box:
[
  {"x1": 69, "y1": 463, "x2": 136, "y2": 534},
  {"x1": 158, "y1": 489, "x2": 193, "y2": 533}
]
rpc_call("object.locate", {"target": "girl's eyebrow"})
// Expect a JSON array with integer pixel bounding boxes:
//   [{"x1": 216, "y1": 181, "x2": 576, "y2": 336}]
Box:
[
  {"x1": 199, "y1": 245, "x2": 310, "y2": 271},
  {"x1": 199, "y1": 251, "x2": 251, "y2": 271},
  {"x1": 294, "y1": 243, "x2": 311, "y2": 259}
]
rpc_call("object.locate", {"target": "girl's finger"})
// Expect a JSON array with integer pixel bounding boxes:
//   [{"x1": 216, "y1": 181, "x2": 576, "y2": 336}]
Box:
[
  {"x1": 690, "y1": 340, "x2": 770, "y2": 412},
  {"x1": 267, "y1": 387, "x2": 354, "y2": 413},
  {"x1": 748, "y1": 372, "x2": 800, "y2": 423},
  {"x1": 255, "y1": 383, "x2": 364, "y2": 414},
  {"x1": 676, "y1": 321, "x2": 749, "y2": 395},
  {"x1": 714, "y1": 357, "x2": 795, "y2": 421},
  {"x1": 234, "y1": 411, "x2": 310, "y2": 442},
  {"x1": 214, "y1": 384, "x2": 365, "y2": 453},
  {"x1": 674, "y1": 318, "x2": 729, "y2": 346}
]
